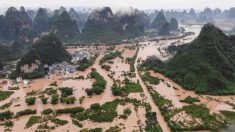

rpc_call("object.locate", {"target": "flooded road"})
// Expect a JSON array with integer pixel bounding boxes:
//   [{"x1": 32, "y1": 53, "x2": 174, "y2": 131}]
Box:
[{"x1": 134, "y1": 52, "x2": 171, "y2": 132}]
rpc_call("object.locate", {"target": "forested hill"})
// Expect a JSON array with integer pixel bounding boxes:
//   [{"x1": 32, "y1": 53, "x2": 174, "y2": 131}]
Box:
[{"x1": 143, "y1": 23, "x2": 235, "y2": 95}]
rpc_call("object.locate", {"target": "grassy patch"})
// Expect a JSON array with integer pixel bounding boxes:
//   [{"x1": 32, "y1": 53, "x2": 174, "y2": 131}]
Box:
[{"x1": 123, "y1": 82, "x2": 143, "y2": 93}]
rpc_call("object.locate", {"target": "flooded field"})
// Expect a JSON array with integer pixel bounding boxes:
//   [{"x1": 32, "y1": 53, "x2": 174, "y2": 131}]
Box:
[{"x1": 1, "y1": 24, "x2": 235, "y2": 132}]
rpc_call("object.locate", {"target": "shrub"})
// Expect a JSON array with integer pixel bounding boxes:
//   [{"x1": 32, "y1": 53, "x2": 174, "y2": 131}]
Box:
[
  {"x1": 141, "y1": 72, "x2": 160, "y2": 85},
  {"x1": 51, "y1": 94, "x2": 59, "y2": 104},
  {"x1": 79, "y1": 96, "x2": 85, "y2": 104},
  {"x1": 99, "y1": 51, "x2": 121, "y2": 64},
  {"x1": 15, "y1": 109, "x2": 37, "y2": 118},
  {"x1": 50, "y1": 118, "x2": 68, "y2": 125},
  {"x1": 40, "y1": 96, "x2": 48, "y2": 104},
  {"x1": 59, "y1": 87, "x2": 73, "y2": 97},
  {"x1": 124, "y1": 108, "x2": 132, "y2": 116},
  {"x1": 0, "y1": 91, "x2": 14, "y2": 101},
  {"x1": 88, "y1": 70, "x2": 107, "y2": 95},
  {"x1": 101, "y1": 65, "x2": 111, "y2": 71},
  {"x1": 25, "y1": 116, "x2": 41, "y2": 128},
  {"x1": 44, "y1": 87, "x2": 57, "y2": 95},
  {"x1": 106, "y1": 126, "x2": 121, "y2": 132},
  {"x1": 0, "y1": 111, "x2": 14, "y2": 121},
  {"x1": 0, "y1": 102, "x2": 12, "y2": 110},
  {"x1": 123, "y1": 82, "x2": 143, "y2": 93},
  {"x1": 72, "y1": 119, "x2": 83, "y2": 128},
  {"x1": 4, "y1": 120, "x2": 14, "y2": 128},
  {"x1": 90, "y1": 103, "x2": 101, "y2": 110},
  {"x1": 89, "y1": 128, "x2": 102, "y2": 132},
  {"x1": 77, "y1": 55, "x2": 97, "y2": 71},
  {"x1": 49, "y1": 81, "x2": 57, "y2": 86},
  {"x1": 111, "y1": 84, "x2": 123, "y2": 96},
  {"x1": 180, "y1": 96, "x2": 200, "y2": 104},
  {"x1": 85, "y1": 89, "x2": 93, "y2": 96},
  {"x1": 25, "y1": 97, "x2": 36, "y2": 105},
  {"x1": 42, "y1": 108, "x2": 53, "y2": 115},
  {"x1": 56, "y1": 107, "x2": 84, "y2": 115},
  {"x1": 61, "y1": 96, "x2": 76, "y2": 104}
]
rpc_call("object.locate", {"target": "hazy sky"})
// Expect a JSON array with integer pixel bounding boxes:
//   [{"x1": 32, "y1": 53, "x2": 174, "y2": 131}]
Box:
[{"x1": 0, "y1": 0, "x2": 234, "y2": 11}]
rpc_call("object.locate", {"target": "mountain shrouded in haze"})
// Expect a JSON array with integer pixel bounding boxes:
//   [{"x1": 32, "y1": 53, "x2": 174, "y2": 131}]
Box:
[
  {"x1": 159, "y1": 22, "x2": 170, "y2": 35},
  {"x1": 117, "y1": 8, "x2": 145, "y2": 37},
  {"x1": 169, "y1": 17, "x2": 179, "y2": 31},
  {"x1": 0, "y1": 6, "x2": 34, "y2": 40},
  {"x1": 33, "y1": 33, "x2": 71, "y2": 65},
  {"x1": 81, "y1": 7, "x2": 123, "y2": 42},
  {"x1": 33, "y1": 8, "x2": 51, "y2": 33},
  {"x1": 227, "y1": 7, "x2": 235, "y2": 18},
  {"x1": 51, "y1": 10, "x2": 79, "y2": 39},
  {"x1": 151, "y1": 10, "x2": 167, "y2": 30},
  {"x1": 143, "y1": 23, "x2": 235, "y2": 95},
  {"x1": 69, "y1": 8, "x2": 81, "y2": 30},
  {"x1": 151, "y1": 10, "x2": 178, "y2": 35},
  {"x1": 81, "y1": 7, "x2": 145, "y2": 42},
  {"x1": 0, "y1": 60, "x2": 2, "y2": 70},
  {"x1": 0, "y1": 41, "x2": 26, "y2": 61}
]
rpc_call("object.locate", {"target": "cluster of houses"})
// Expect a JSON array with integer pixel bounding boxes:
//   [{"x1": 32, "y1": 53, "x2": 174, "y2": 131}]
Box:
[
  {"x1": 0, "y1": 65, "x2": 12, "y2": 76},
  {"x1": 71, "y1": 50, "x2": 91, "y2": 64},
  {"x1": 16, "y1": 77, "x2": 30, "y2": 85},
  {"x1": 47, "y1": 61, "x2": 76, "y2": 75}
]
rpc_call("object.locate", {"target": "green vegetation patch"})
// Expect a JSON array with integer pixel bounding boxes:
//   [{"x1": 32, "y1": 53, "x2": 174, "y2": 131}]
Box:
[
  {"x1": 99, "y1": 51, "x2": 122, "y2": 64},
  {"x1": 86, "y1": 70, "x2": 107, "y2": 95},
  {"x1": 50, "y1": 118, "x2": 68, "y2": 125},
  {"x1": 0, "y1": 111, "x2": 14, "y2": 121},
  {"x1": 180, "y1": 96, "x2": 200, "y2": 104},
  {"x1": 101, "y1": 64, "x2": 111, "y2": 71},
  {"x1": 0, "y1": 91, "x2": 14, "y2": 101},
  {"x1": 0, "y1": 101, "x2": 12, "y2": 110},
  {"x1": 141, "y1": 72, "x2": 160, "y2": 85},
  {"x1": 77, "y1": 55, "x2": 97, "y2": 71},
  {"x1": 25, "y1": 97, "x2": 36, "y2": 105},
  {"x1": 42, "y1": 108, "x2": 53, "y2": 115},
  {"x1": 106, "y1": 126, "x2": 121, "y2": 132},
  {"x1": 56, "y1": 107, "x2": 84, "y2": 115},
  {"x1": 25, "y1": 116, "x2": 41, "y2": 128},
  {"x1": 123, "y1": 82, "x2": 143, "y2": 93},
  {"x1": 111, "y1": 81, "x2": 143, "y2": 96},
  {"x1": 15, "y1": 109, "x2": 37, "y2": 118},
  {"x1": 126, "y1": 48, "x2": 139, "y2": 72}
]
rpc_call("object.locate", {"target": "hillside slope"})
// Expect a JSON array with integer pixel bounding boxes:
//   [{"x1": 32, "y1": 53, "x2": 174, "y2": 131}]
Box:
[{"x1": 144, "y1": 23, "x2": 235, "y2": 95}]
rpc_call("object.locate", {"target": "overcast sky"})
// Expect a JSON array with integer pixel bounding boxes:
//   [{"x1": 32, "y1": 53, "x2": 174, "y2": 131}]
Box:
[{"x1": 0, "y1": 0, "x2": 234, "y2": 12}]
